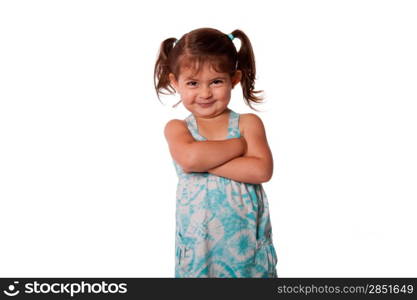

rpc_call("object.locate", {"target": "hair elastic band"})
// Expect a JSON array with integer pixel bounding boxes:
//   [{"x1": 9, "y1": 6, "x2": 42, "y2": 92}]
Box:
[{"x1": 227, "y1": 33, "x2": 235, "y2": 41}]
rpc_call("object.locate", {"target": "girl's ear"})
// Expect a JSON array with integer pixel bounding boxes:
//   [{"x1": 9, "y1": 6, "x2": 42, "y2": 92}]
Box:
[
  {"x1": 169, "y1": 73, "x2": 179, "y2": 91},
  {"x1": 231, "y1": 70, "x2": 242, "y2": 88}
]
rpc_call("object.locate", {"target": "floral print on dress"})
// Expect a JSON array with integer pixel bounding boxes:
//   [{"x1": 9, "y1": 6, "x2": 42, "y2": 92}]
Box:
[{"x1": 173, "y1": 109, "x2": 278, "y2": 278}]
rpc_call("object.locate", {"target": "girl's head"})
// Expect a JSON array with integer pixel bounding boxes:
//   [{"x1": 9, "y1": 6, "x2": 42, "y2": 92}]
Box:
[{"x1": 154, "y1": 28, "x2": 263, "y2": 116}]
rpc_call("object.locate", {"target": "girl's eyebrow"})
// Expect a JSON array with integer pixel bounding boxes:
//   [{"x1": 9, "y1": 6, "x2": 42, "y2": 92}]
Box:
[{"x1": 184, "y1": 76, "x2": 227, "y2": 81}]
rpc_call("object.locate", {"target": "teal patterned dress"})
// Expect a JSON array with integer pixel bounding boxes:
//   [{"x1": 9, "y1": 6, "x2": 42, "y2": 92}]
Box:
[{"x1": 173, "y1": 109, "x2": 278, "y2": 278}]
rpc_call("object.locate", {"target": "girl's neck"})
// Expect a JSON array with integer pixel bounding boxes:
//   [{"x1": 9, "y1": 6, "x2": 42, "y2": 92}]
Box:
[{"x1": 194, "y1": 108, "x2": 230, "y2": 123}]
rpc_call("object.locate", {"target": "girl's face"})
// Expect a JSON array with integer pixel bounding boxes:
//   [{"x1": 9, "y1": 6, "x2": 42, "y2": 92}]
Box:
[{"x1": 169, "y1": 62, "x2": 241, "y2": 119}]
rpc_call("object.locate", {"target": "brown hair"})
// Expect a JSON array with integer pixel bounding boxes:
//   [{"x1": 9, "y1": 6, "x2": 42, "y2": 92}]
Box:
[{"x1": 153, "y1": 27, "x2": 263, "y2": 110}]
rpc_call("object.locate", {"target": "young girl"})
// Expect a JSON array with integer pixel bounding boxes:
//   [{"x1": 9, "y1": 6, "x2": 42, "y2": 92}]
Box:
[{"x1": 154, "y1": 27, "x2": 278, "y2": 278}]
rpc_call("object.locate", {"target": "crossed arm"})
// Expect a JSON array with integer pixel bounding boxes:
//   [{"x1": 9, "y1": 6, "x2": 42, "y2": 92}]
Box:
[{"x1": 164, "y1": 114, "x2": 273, "y2": 184}]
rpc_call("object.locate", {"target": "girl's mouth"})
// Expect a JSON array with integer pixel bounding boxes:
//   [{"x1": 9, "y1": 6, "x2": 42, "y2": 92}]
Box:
[{"x1": 197, "y1": 101, "x2": 216, "y2": 108}]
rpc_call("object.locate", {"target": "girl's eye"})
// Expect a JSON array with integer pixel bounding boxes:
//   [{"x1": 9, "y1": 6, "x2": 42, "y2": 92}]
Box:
[{"x1": 185, "y1": 80, "x2": 223, "y2": 87}]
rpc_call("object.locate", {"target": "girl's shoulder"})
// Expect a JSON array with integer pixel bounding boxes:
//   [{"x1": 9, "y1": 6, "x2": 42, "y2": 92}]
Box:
[
  {"x1": 165, "y1": 118, "x2": 187, "y2": 127},
  {"x1": 238, "y1": 113, "x2": 266, "y2": 136},
  {"x1": 163, "y1": 118, "x2": 188, "y2": 137}
]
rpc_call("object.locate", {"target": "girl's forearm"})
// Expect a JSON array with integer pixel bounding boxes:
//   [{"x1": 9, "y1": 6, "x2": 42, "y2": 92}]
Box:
[
  {"x1": 185, "y1": 138, "x2": 245, "y2": 172},
  {"x1": 207, "y1": 156, "x2": 273, "y2": 184}
]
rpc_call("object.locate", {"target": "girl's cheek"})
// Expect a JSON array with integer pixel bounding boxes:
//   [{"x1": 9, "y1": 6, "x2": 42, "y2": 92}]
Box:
[{"x1": 184, "y1": 91, "x2": 195, "y2": 99}]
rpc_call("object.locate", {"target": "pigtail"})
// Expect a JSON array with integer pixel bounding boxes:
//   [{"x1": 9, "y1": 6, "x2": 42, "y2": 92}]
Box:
[
  {"x1": 231, "y1": 29, "x2": 264, "y2": 110},
  {"x1": 154, "y1": 37, "x2": 178, "y2": 103}
]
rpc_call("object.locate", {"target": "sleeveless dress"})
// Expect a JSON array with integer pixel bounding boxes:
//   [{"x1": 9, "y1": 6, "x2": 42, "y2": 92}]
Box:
[{"x1": 173, "y1": 109, "x2": 278, "y2": 278}]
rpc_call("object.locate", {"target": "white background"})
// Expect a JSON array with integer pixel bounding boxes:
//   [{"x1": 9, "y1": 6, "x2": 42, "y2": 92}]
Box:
[{"x1": 1, "y1": 0, "x2": 416, "y2": 277}]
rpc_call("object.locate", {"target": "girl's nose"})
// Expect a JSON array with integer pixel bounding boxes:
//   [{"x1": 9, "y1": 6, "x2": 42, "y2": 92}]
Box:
[{"x1": 199, "y1": 86, "x2": 213, "y2": 99}]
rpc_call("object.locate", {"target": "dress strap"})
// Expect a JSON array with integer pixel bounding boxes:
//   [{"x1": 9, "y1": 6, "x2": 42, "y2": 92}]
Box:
[
  {"x1": 185, "y1": 114, "x2": 205, "y2": 141},
  {"x1": 227, "y1": 110, "x2": 241, "y2": 139}
]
